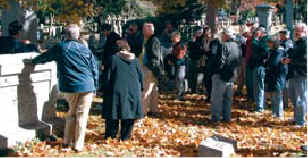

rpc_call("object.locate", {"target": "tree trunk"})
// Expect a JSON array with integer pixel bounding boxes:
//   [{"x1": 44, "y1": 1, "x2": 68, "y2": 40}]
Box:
[
  {"x1": 285, "y1": 0, "x2": 294, "y2": 40},
  {"x1": 206, "y1": 2, "x2": 217, "y2": 33},
  {"x1": 1, "y1": 0, "x2": 37, "y2": 43}
]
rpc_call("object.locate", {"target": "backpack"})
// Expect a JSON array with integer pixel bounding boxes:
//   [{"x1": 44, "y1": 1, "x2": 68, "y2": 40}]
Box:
[{"x1": 218, "y1": 42, "x2": 241, "y2": 82}]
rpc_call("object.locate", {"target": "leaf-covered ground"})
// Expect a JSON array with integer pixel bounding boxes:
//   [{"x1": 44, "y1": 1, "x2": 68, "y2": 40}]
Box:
[{"x1": 7, "y1": 93, "x2": 307, "y2": 157}]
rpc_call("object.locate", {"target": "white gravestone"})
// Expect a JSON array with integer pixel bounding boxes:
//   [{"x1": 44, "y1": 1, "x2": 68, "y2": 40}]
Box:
[
  {"x1": 0, "y1": 53, "x2": 60, "y2": 149},
  {"x1": 198, "y1": 135, "x2": 237, "y2": 157}
]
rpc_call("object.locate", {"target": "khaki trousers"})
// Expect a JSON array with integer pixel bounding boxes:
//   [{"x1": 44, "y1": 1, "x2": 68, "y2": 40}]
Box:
[{"x1": 63, "y1": 92, "x2": 93, "y2": 151}]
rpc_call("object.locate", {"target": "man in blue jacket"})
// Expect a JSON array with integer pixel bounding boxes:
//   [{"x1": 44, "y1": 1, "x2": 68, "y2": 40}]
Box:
[
  {"x1": 250, "y1": 27, "x2": 269, "y2": 113},
  {"x1": 282, "y1": 23, "x2": 307, "y2": 127},
  {"x1": 25, "y1": 24, "x2": 98, "y2": 151}
]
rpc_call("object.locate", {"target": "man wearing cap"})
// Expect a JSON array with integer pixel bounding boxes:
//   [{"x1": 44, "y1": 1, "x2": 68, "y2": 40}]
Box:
[
  {"x1": 24, "y1": 24, "x2": 98, "y2": 151},
  {"x1": 187, "y1": 28, "x2": 203, "y2": 92},
  {"x1": 279, "y1": 29, "x2": 293, "y2": 109},
  {"x1": 208, "y1": 28, "x2": 241, "y2": 123},
  {"x1": 0, "y1": 20, "x2": 37, "y2": 53},
  {"x1": 101, "y1": 24, "x2": 121, "y2": 66},
  {"x1": 282, "y1": 23, "x2": 307, "y2": 127},
  {"x1": 250, "y1": 27, "x2": 269, "y2": 113}
]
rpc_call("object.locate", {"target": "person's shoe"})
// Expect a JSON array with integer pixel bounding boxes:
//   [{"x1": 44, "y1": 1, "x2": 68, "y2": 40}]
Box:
[
  {"x1": 301, "y1": 145, "x2": 307, "y2": 152},
  {"x1": 176, "y1": 96, "x2": 185, "y2": 101},
  {"x1": 221, "y1": 119, "x2": 230, "y2": 123},
  {"x1": 254, "y1": 111, "x2": 264, "y2": 116},
  {"x1": 62, "y1": 144, "x2": 70, "y2": 149},
  {"x1": 205, "y1": 97, "x2": 211, "y2": 102},
  {"x1": 293, "y1": 124, "x2": 304, "y2": 128},
  {"x1": 72, "y1": 148, "x2": 83, "y2": 153}
]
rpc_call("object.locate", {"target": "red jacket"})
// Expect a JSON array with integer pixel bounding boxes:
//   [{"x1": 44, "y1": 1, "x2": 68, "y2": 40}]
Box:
[{"x1": 245, "y1": 35, "x2": 253, "y2": 64}]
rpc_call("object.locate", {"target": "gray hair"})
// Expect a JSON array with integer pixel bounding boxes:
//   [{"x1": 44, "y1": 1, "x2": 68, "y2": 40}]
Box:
[
  {"x1": 144, "y1": 23, "x2": 155, "y2": 33},
  {"x1": 66, "y1": 24, "x2": 80, "y2": 40},
  {"x1": 222, "y1": 28, "x2": 236, "y2": 39},
  {"x1": 295, "y1": 23, "x2": 307, "y2": 37},
  {"x1": 171, "y1": 31, "x2": 181, "y2": 39}
]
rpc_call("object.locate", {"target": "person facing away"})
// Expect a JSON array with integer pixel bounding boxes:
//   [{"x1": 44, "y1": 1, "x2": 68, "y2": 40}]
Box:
[
  {"x1": 25, "y1": 24, "x2": 98, "y2": 152},
  {"x1": 266, "y1": 37, "x2": 288, "y2": 119},
  {"x1": 126, "y1": 23, "x2": 143, "y2": 57},
  {"x1": 207, "y1": 28, "x2": 241, "y2": 123},
  {"x1": 0, "y1": 20, "x2": 38, "y2": 54},
  {"x1": 101, "y1": 24, "x2": 121, "y2": 66},
  {"x1": 101, "y1": 40, "x2": 144, "y2": 141},
  {"x1": 170, "y1": 41, "x2": 187, "y2": 101}
]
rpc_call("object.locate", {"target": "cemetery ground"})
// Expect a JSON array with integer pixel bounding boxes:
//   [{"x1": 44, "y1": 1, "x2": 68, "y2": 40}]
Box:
[{"x1": 4, "y1": 92, "x2": 307, "y2": 157}]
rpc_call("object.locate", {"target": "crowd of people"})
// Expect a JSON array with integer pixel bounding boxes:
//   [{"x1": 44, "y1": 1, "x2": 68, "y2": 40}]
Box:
[{"x1": 1, "y1": 19, "x2": 305, "y2": 152}]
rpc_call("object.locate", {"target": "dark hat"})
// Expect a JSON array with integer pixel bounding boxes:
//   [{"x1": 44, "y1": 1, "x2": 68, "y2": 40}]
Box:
[
  {"x1": 8, "y1": 20, "x2": 22, "y2": 35},
  {"x1": 279, "y1": 29, "x2": 290, "y2": 37}
]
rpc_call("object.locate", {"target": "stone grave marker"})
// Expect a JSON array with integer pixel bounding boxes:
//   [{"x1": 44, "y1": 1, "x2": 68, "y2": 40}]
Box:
[
  {"x1": 198, "y1": 135, "x2": 237, "y2": 157},
  {"x1": 0, "y1": 53, "x2": 62, "y2": 150}
]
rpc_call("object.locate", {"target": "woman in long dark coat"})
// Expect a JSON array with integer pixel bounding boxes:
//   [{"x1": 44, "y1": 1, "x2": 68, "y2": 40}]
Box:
[{"x1": 101, "y1": 40, "x2": 144, "y2": 141}]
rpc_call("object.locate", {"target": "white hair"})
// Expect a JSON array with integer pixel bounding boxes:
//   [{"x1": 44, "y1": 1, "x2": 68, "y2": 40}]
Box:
[
  {"x1": 144, "y1": 23, "x2": 155, "y2": 33},
  {"x1": 66, "y1": 24, "x2": 80, "y2": 40},
  {"x1": 295, "y1": 23, "x2": 307, "y2": 37},
  {"x1": 222, "y1": 27, "x2": 236, "y2": 39}
]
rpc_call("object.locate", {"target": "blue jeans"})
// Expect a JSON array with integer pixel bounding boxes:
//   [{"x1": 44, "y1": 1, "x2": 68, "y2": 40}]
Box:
[
  {"x1": 271, "y1": 91, "x2": 284, "y2": 118},
  {"x1": 211, "y1": 74, "x2": 234, "y2": 122},
  {"x1": 288, "y1": 77, "x2": 307, "y2": 126},
  {"x1": 253, "y1": 67, "x2": 265, "y2": 112},
  {"x1": 176, "y1": 66, "x2": 186, "y2": 97}
]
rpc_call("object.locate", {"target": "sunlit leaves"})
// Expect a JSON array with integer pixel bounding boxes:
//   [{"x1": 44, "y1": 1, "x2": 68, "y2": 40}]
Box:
[{"x1": 9, "y1": 93, "x2": 307, "y2": 157}]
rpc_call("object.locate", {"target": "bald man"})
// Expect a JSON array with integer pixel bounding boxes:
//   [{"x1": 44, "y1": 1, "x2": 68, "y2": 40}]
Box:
[{"x1": 140, "y1": 23, "x2": 162, "y2": 115}]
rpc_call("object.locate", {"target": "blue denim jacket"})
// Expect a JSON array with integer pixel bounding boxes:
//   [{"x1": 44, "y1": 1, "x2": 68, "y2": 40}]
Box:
[{"x1": 32, "y1": 40, "x2": 98, "y2": 93}]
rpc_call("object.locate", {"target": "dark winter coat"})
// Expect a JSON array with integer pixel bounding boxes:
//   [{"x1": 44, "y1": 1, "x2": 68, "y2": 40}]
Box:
[
  {"x1": 205, "y1": 39, "x2": 221, "y2": 76},
  {"x1": 32, "y1": 40, "x2": 98, "y2": 93},
  {"x1": 102, "y1": 32, "x2": 121, "y2": 65},
  {"x1": 266, "y1": 49, "x2": 288, "y2": 92},
  {"x1": 208, "y1": 40, "x2": 241, "y2": 82},
  {"x1": 287, "y1": 37, "x2": 307, "y2": 79},
  {"x1": 249, "y1": 37, "x2": 270, "y2": 69},
  {"x1": 187, "y1": 37, "x2": 205, "y2": 63},
  {"x1": 127, "y1": 32, "x2": 143, "y2": 57},
  {"x1": 0, "y1": 36, "x2": 38, "y2": 53},
  {"x1": 101, "y1": 50, "x2": 144, "y2": 119}
]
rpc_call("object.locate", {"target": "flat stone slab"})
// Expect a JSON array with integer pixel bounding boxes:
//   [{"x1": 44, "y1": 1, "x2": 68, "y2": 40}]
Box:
[
  {"x1": 0, "y1": 53, "x2": 62, "y2": 149},
  {"x1": 198, "y1": 135, "x2": 237, "y2": 157}
]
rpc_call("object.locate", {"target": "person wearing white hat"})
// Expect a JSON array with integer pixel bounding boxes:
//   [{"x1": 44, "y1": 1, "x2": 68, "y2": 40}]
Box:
[
  {"x1": 207, "y1": 27, "x2": 241, "y2": 123},
  {"x1": 281, "y1": 23, "x2": 307, "y2": 127}
]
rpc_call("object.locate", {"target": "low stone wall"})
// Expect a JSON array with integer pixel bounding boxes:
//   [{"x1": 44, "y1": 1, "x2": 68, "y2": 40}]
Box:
[{"x1": 0, "y1": 53, "x2": 62, "y2": 149}]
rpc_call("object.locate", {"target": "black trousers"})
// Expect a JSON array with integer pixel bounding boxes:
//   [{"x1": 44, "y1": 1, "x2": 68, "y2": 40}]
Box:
[
  {"x1": 204, "y1": 74, "x2": 212, "y2": 100},
  {"x1": 104, "y1": 119, "x2": 135, "y2": 141}
]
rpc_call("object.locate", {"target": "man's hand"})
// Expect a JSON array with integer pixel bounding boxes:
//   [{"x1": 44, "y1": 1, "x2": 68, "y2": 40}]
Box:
[
  {"x1": 280, "y1": 58, "x2": 291, "y2": 64},
  {"x1": 23, "y1": 59, "x2": 33, "y2": 64},
  {"x1": 168, "y1": 60, "x2": 174, "y2": 66}
]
